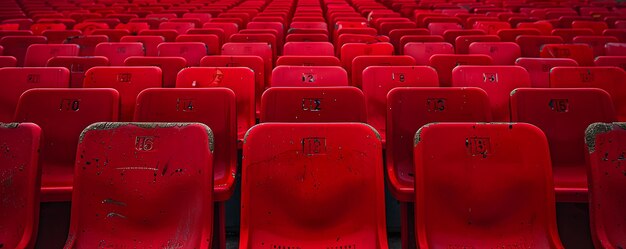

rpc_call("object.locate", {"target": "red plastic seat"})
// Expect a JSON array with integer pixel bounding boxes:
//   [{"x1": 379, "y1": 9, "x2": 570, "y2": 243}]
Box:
[
  {"x1": 429, "y1": 54, "x2": 493, "y2": 87},
  {"x1": 605, "y1": 42, "x2": 626, "y2": 56},
  {"x1": 91, "y1": 29, "x2": 130, "y2": 42},
  {"x1": 339, "y1": 42, "x2": 394, "y2": 72},
  {"x1": 511, "y1": 88, "x2": 616, "y2": 202},
  {"x1": 427, "y1": 22, "x2": 462, "y2": 36},
  {"x1": 515, "y1": 58, "x2": 578, "y2": 88},
  {"x1": 93, "y1": 42, "x2": 145, "y2": 66},
  {"x1": 387, "y1": 87, "x2": 491, "y2": 202},
  {"x1": 540, "y1": 44, "x2": 595, "y2": 66},
  {"x1": 221, "y1": 42, "x2": 272, "y2": 84},
  {"x1": 516, "y1": 35, "x2": 564, "y2": 57},
  {"x1": 0, "y1": 56, "x2": 17, "y2": 67},
  {"x1": 157, "y1": 42, "x2": 207, "y2": 67},
  {"x1": 65, "y1": 35, "x2": 109, "y2": 56},
  {"x1": 124, "y1": 56, "x2": 186, "y2": 88},
  {"x1": 229, "y1": 33, "x2": 277, "y2": 60},
  {"x1": 241, "y1": 123, "x2": 388, "y2": 249},
  {"x1": 276, "y1": 56, "x2": 341, "y2": 66},
  {"x1": 572, "y1": 36, "x2": 619, "y2": 57},
  {"x1": 203, "y1": 22, "x2": 239, "y2": 43},
  {"x1": 42, "y1": 30, "x2": 82, "y2": 44},
  {"x1": 496, "y1": 28, "x2": 541, "y2": 42},
  {"x1": 388, "y1": 28, "x2": 430, "y2": 52},
  {"x1": 30, "y1": 23, "x2": 66, "y2": 35},
  {"x1": 571, "y1": 21, "x2": 608, "y2": 35},
  {"x1": 285, "y1": 33, "x2": 329, "y2": 42},
  {"x1": 0, "y1": 35, "x2": 47, "y2": 66},
  {"x1": 413, "y1": 123, "x2": 564, "y2": 249},
  {"x1": 473, "y1": 21, "x2": 511, "y2": 34},
  {"x1": 603, "y1": 29, "x2": 626, "y2": 43},
  {"x1": 64, "y1": 122, "x2": 214, "y2": 249},
  {"x1": 403, "y1": 42, "x2": 453, "y2": 65},
  {"x1": 0, "y1": 122, "x2": 41, "y2": 249},
  {"x1": 176, "y1": 67, "x2": 255, "y2": 139},
  {"x1": 14, "y1": 89, "x2": 120, "y2": 201},
  {"x1": 351, "y1": 55, "x2": 416, "y2": 88},
  {"x1": 137, "y1": 29, "x2": 179, "y2": 42},
  {"x1": 362, "y1": 66, "x2": 439, "y2": 141},
  {"x1": 23, "y1": 44, "x2": 80, "y2": 67},
  {"x1": 585, "y1": 122, "x2": 626, "y2": 249},
  {"x1": 550, "y1": 66, "x2": 626, "y2": 121},
  {"x1": 119, "y1": 36, "x2": 165, "y2": 57},
  {"x1": 159, "y1": 21, "x2": 194, "y2": 34},
  {"x1": 455, "y1": 35, "x2": 501, "y2": 54},
  {"x1": 468, "y1": 42, "x2": 521, "y2": 65},
  {"x1": 551, "y1": 28, "x2": 595, "y2": 43},
  {"x1": 0, "y1": 67, "x2": 70, "y2": 122},
  {"x1": 442, "y1": 29, "x2": 486, "y2": 44},
  {"x1": 176, "y1": 34, "x2": 221, "y2": 55},
  {"x1": 200, "y1": 55, "x2": 265, "y2": 110},
  {"x1": 260, "y1": 87, "x2": 366, "y2": 122},
  {"x1": 452, "y1": 65, "x2": 530, "y2": 121},
  {"x1": 594, "y1": 56, "x2": 626, "y2": 70},
  {"x1": 47, "y1": 56, "x2": 110, "y2": 88},
  {"x1": 134, "y1": 88, "x2": 236, "y2": 200},
  {"x1": 283, "y1": 42, "x2": 334, "y2": 56},
  {"x1": 270, "y1": 65, "x2": 349, "y2": 87},
  {"x1": 83, "y1": 66, "x2": 162, "y2": 121}
]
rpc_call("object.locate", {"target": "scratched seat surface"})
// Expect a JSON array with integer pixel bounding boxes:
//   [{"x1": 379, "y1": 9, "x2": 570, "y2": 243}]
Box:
[
  {"x1": 413, "y1": 123, "x2": 564, "y2": 249},
  {"x1": 241, "y1": 123, "x2": 388, "y2": 249},
  {"x1": 0, "y1": 123, "x2": 41, "y2": 249},
  {"x1": 585, "y1": 123, "x2": 626, "y2": 249},
  {"x1": 64, "y1": 122, "x2": 214, "y2": 249}
]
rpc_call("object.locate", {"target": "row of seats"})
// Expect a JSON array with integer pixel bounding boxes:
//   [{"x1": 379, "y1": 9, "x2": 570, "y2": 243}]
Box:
[{"x1": 2, "y1": 121, "x2": 625, "y2": 248}]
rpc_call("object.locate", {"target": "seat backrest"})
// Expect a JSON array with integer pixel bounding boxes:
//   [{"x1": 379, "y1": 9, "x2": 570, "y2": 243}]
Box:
[
  {"x1": 66, "y1": 35, "x2": 109, "y2": 56},
  {"x1": 241, "y1": 123, "x2": 388, "y2": 249},
  {"x1": 221, "y1": 42, "x2": 272, "y2": 84},
  {"x1": 283, "y1": 42, "x2": 334, "y2": 56},
  {"x1": 585, "y1": 122, "x2": 626, "y2": 249},
  {"x1": 46, "y1": 56, "x2": 110, "y2": 88},
  {"x1": 403, "y1": 42, "x2": 453, "y2": 65},
  {"x1": 511, "y1": 88, "x2": 617, "y2": 201},
  {"x1": 515, "y1": 58, "x2": 578, "y2": 88},
  {"x1": 175, "y1": 67, "x2": 255, "y2": 139},
  {"x1": 550, "y1": 66, "x2": 626, "y2": 121},
  {"x1": 386, "y1": 87, "x2": 491, "y2": 201},
  {"x1": 594, "y1": 56, "x2": 626, "y2": 70},
  {"x1": 83, "y1": 66, "x2": 162, "y2": 121},
  {"x1": 93, "y1": 42, "x2": 145, "y2": 66},
  {"x1": 515, "y1": 35, "x2": 563, "y2": 57},
  {"x1": 454, "y1": 35, "x2": 501, "y2": 54},
  {"x1": 0, "y1": 123, "x2": 41, "y2": 249},
  {"x1": 271, "y1": 65, "x2": 349, "y2": 87},
  {"x1": 64, "y1": 122, "x2": 214, "y2": 249},
  {"x1": 275, "y1": 55, "x2": 341, "y2": 66},
  {"x1": 176, "y1": 34, "x2": 221, "y2": 55},
  {"x1": 24, "y1": 44, "x2": 80, "y2": 67},
  {"x1": 157, "y1": 42, "x2": 207, "y2": 67},
  {"x1": 429, "y1": 54, "x2": 493, "y2": 87},
  {"x1": 0, "y1": 35, "x2": 47, "y2": 66},
  {"x1": 0, "y1": 67, "x2": 70, "y2": 122},
  {"x1": 339, "y1": 42, "x2": 393, "y2": 71},
  {"x1": 260, "y1": 87, "x2": 366, "y2": 123},
  {"x1": 451, "y1": 65, "x2": 530, "y2": 121},
  {"x1": 0, "y1": 56, "x2": 17, "y2": 68},
  {"x1": 119, "y1": 35, "x2": 165, "y2": 56},
  {"x1": 14, "y1": 89, "x2": 120, "y2": 201},
  {"x1": 605, "y1": 42, "x2": 626, "y2": 56},
  {"x1": 124, "y1": 56, "x2": 187, "y2": 88},
  {"x1": 134, "y1": 88, "x2": 237, "y2": 201},
  {"x1": 468, "y1": 42, "x2": 521, "y2": 65},
  {"x1": 351, "y1": 55, "x2": 416, "y2": 88},
  {"x1": 362, "y1": 66, "x2": 439, "y2": 137},
  {"x1": 540, "y1": 44, "x2": 595, "y2": 66},
  {"x1": 413, "y1": 123, "x2": 563, "y2": 249}
]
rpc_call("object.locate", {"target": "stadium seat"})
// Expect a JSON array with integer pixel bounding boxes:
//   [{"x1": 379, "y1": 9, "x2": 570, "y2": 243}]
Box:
[
  {"x1": 454, "y1": 35, "x2": 500, "y2": 54},
  {"x1": 551, "y1": 28, "x2": 594, "y2": 43},
  {"x1": 276, "y1": 56, "x2": 341, "y2": 66},
  {"x1": 91, "y1": 29, "x2": 130, "y2": 42},
  {"x1": 515, "y1": 58, "x2": 578, "y2": 88},
  {"x1": 451, "y1": 65, "x2": 530, "y2": 121},
  {"x1": 0, "y1": 56, "x2": 16, "y2": 67},
  {"x1": 66, "y1": 35, "x2": 109, "y2": 56},
  {"x1": 134, "y1": 88, "x2": 237, "y2": 200},
  {"x1": 413, "y1": 123, "x2": 563, "y2": 248},
  {"x1": 119, "y1": 36, "x2": 165, "y2": 57},
  {"x1": 403, "y1": 42, "x2": 454, "y2": 65},
  {"x1": 550, "y1": 67, "x2": 626, "y2": 121},
  {"x1": 594, "y1": 56, "x2": 626, "y2": 70},
  {"x1": 0, "y1": 122, "x2": 41, "y2": 249},
  {"x1": 159, "y1": 21, "x2": 195, "y2": 34},
  {"x1": 47, "y1": 56, "x2": 110, "y2": 88},
  {"x1": 221, "y1": 42, "x2": 272, "y2": 85},
  {"x1": 387, "y1": 87, "x2": 491, "y2": 202},
  {"x1": 41, "y1": 30, "x2": 82, "y2": 44},
  {"x1": 429, "y1": 54, "x2": 493, "y2": 87},
  {"x1": 0, "y1": 67, "x2": 70, "y2": 122},
  {"x1": 540, "y1": 44, "x2": 595, "y2": 66},
  {"x1": 23, "y1": 44, "x2": 80, "y2": 67},
  {"x1": 516, "y1": 35, "x2": 564, "y2": 57},
  {"x1": 176, "y1": 67, "x2": 255, "y2": 139},
  {"x1": 176, "y1": 34, "x2": 221, "y2": 55},
  {"x1": 200, "y1": 55, "x2": 265, "y2": 110},
  {"x1": 83, "y1": 66, "x2": 162, "y2": 121},
  {"x1": 137, "y1": 29, "x2": 179, "y2": 42},
  {"x1": 585, "y1": 122, "x2": 626, "y2": 249},
  {"x1": 241, "y1": 123, "x2": 388, "y2": 249},
  {"x1": 496, "y1": 28, "x2": 541, "y2": 42},
  {"x1": 124, "y1": 56, "x2": 187, "y2": 88},
  {"x1": 605, "y1": 42, "x2": 626, "y2": 56},
  {"x1": 362, "y1": 66, "x2": 439, "y2": 140},
  {"x1": 14, "y1": 89, "x2": 120, "y2": 201},
  {"x1": 0, "y1": 35, "x2": 47, "y2": 66},
  {"x1": 283, "y1": 42, "x2": 334, "y2": 56},
  {"x1": 572, "y1": 36, "x2": 619, "y2": 57},
  {"x1": 157, "y1": 42, "x2": 207, "y2": 67},
  {"x1": 260, "y1": 87, "x2": 367, "y2": 122},
  {"x1": 351, "y1": 55, "x2": 415, "y2": 88},
  {"x1": 511, "y1": 88, "x2": 617, "y2": 202},
  {"x1": 339, "y1": 42, "x2": 394, "y2": 72},
  {"x1": 271, "y1": 66, "x2": 349, "y2": 87},
  {"x1": 468, "y1": 42, "x2": 521, "y2": 65},
  {"x1": 228, "y1": 33, "x2": 277, "y2": 61},
  {"x1": 93, "y1": 42, "x2": 145, "y2": 66},
  {"x1": 63, "y1": 122, "x2": 214, "y2": 249}
]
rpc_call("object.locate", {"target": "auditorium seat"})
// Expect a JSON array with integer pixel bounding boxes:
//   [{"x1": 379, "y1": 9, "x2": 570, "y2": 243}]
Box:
[
  {"x1": 93, "y1": 42, "x2": 145, "y2": 66},
  {"x1": 0, "y1": 67, "x2": 70, "y2": 122},
  {"x1": 413, "y1": 123, "x2": 563, "y2": 248},
  {"x1": 83, "y1": 66, "x2": 162, "y2": 121},
  {"x1": 47, "y1": 56, "x2": 110, "y2": 88},
  {"x1": 0, "y1": 122, "x2": 41, "y2": 249},
  {"x1": 271, "y1": 65, "x2": 349, "y2": 87},
  {"x1": 176, "y1": 67, "x2": 255, "y2": 139},
  {"x1": 511, "y1": 88, "x2": 616, "y2": 202},
  {"x1": 451, "y1": 65, "x2": 530, "y2": 121},
  {"x1": 14, "y1": 88, "x2": 120, "y2": 201},
  {"x1": 63, "y1": 122, "x2": 214, "y2": 249},
  {"x1": 585, "y1": 122, "x2": 626, "y2": 249},
  {"x1": 241, "y1": 123, "x2": 388, "y2": 248},
  {"x1": 260, "y1": 87, "x2": 366, "y2": 122},
  {"x1": 550, "y1": 67, "x2": 626, "y2": 121}
]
